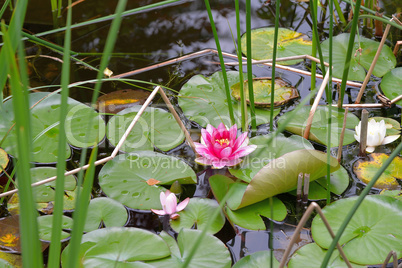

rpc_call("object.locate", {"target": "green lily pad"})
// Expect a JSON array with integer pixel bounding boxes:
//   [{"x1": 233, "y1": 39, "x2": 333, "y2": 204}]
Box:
[
  {"x1": 370, "y1": 117, "x2": 401, "y2": 136},
  {"x1": 233, "y1": 251, "x2": 279, "y2": 268},
  {"x1": 98, "y1": 151, "x2": 197, "y2": 210},
  {"x1": 61, "y1": 227, "x2": 171, "y2": 267},
  {"x1": 0, "y1": 148, "x2": 9, "y2": 172},
  {"x1": 227, "y1": 149, "x2": 339, "y2": 210},
  {"x1": 178, "y1": 71, "x2": 280, "y2": 127},
  {"x1": 380, "y1": 189, "x2": 402, "y2": 201},
  {"x1": 0, "y1": 92, "x2": 105, "y2": 163},
  {"x1": 0, "y1": 251, "x2": 21, "y2": 268},
  {"x1": 241, "y1": 27, "x2": 312, "y2": 65},
  {"x1": 380, "y1": 67, "x2": 402, "y2": 106},
  {"x1": 170, "y1": 198, "x2": 225, "y2": 234},
  {"x1": 277, "y1": 106, "x2": 360, "y2": 147},
  {"x1": 210, "y1": 174, "x2": 287, "y2": 230},
  {"x1": 107, "y1": 106, "x2": 185, "y2": 152},
  {"x1": 84, "y1": 197, "x2": 128, "y2": 232},
  {"x1": 229, "y1": 133, "x2": 314, "y2": 183},
  {"x1": 288, "y1": 243, "x2": 366, "y2": 268},
  {"x1": 353, "y1": 153, "x2": 402, "y2": 189},
  {"x1": 311, "y1": 195, "x2": 402, "y2": 265},
  {"x1": 37, "y1": 215, "x2": 73, "y2": 241},
  {"x1": 145, "y1": 229, "x2": 231, "y2": 268},
  {"x1": 288, "y1": 166, "x2": 350, "y2": 200},
  {"x1": 321, "y1": 33, "x2": 396, "y2": 81},
  {"x1": 231, "y1": 78, "x2": 299, "y2": 107}
]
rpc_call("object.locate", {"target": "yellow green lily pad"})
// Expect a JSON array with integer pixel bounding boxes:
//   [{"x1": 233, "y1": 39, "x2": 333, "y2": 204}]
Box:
[
  {"x1": 231, "y1": 77, "x2": 299, "y2": 107},
  {"x1": 241, "y1": 27, "x2": 312, "y2": 65},
  {"x1": 353, "y1": 153, "x2": 402, "y2": 189},
  {"x1": 0, "y1": 148, "x2": 9, "y2": 172}
]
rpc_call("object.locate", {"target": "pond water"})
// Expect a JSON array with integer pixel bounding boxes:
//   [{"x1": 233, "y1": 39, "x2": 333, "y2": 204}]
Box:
[{"x1": 2, "y1": 0, "x2": 402, "y2": 266}]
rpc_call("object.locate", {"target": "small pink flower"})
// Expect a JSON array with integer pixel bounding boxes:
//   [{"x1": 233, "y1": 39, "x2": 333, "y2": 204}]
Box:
[
  {"x1": 151, "y1": 190, "x2": 189, "y2": 219},
  {"x1": 194, "y1": 123, "x2": 257, "y2": 169}
]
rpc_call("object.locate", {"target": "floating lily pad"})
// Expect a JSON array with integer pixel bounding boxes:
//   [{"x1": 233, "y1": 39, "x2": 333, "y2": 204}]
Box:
[
  {"x1": 98, "y1": 151, "x2": 197, "y2": 210},
  {"x1": 61, "y1": 227, "x2": 171, "y2": 267},
  {"x1": 353, "y1": 153, "x2": 402, "y2": 189},
  {"x1": 210, "y1": 174, "x2": 288, "y2": 230},
  {"x1": 145, "y1": 229, "x2": 231, "y2": 268},
  {"x1": 233, "y1": 251, "x2": 279, "y2": 268},
  {"x1": 0, "y1": 215, "x2": 48, "y2": 253},
  {"x1": 311, "y1": 195, "x2": 402, "y2": 265},
  {"x1": 96, "y1": 89, "x2": 151, "y2": 114},
  {"x1": 288, "y1": 166, "x2": 350, "y2": 200},
  {"x1": 178, "y1": 71, "x2": 280, "y2": 127},
  {"x1": 380, "y1": 189, "x2": 402, "y2": 201},
  {"x1": 107, "y1": 106, "x2": 185, "y2": 152},
  {"x1": 84, "y1": 197, "x2": 128, "y2": 232},
  {"x1": 0, "y1": 148, "x2": 9, "y2": 172},
  {"x1": 370, "y1": 117, "x2": 401, "y2": 136},
  {"x1": 37, "y1": 215, "x2": 73, "y2": 241},
  {"x1": 229, "y1": 133, "x2": 314, "y2": 183},
  {"x1": 0, "y1": 92, "x2": 105, "y2": 163},
  {"x1": 288, "y1": 243, "x2": 366, "y2": 268},
  {"x1": 321, "y1": 33, "x2": 396, "y2": 81},
  {"x1": 241, "y1": 27, "x2": 312, "y2": 65},
  {"x1": 227, "y1": 150, "x2": 339, "y2": 210},
  {"x1": 277, "y1": 106, "x2": 360, "y2": 147},
  {"x1": 170, "y1": 198, "x2": 225, "y2": 234},
  {"x1": 231, "y1": 78, "x2": 299, "y2": 107},
  {"x1": 380, "y1": 67, "x2": 402, "y2": 106},
  {"x1": 0, "y1": 251, "x2": 21, "y2": 268}
]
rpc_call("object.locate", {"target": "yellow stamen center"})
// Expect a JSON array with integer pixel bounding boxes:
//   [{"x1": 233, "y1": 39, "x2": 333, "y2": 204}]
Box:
[{"x1": 216, "y1": 138, "x2": 230, "y2": 146}]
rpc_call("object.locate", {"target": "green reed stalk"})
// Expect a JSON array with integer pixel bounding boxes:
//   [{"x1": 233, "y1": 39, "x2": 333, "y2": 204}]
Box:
[
  {"x1": 2, "y1": 22, "x2": 43, "y2": 267},
  {"x1": 204, "y1": 0, "x2": 235, "y2": 126},
  {"x1": 333, "y1": 0, "x2": 346, "y2": 24},
  {"x1": 235, "y1": 0, "x2": 246, "y2": 131},
  {"x1": 246, "y1": 0, "x2": 256, "y2": 130},
  {"x1": 338, "y1": 0, "x2": 361, "y2": 108},
  {"x1": 0, "y1": 0, "x2": 11, "y2": 18},
  {"x1": 50, "y1": 0, "x2": 60, "y2": 28},
  {"x1": 343, "y1": 14, "x2": 402, "y2": 31},
  {"x1": 321, "y1": 141, "x2": 402, "y2": 267},
  {"x1": 326, "y1": 0, "x2": 334, "y2": 205},
  {"x1": 310, "y1": 0, "x2": 317, "y2": 92},
  {"x1": 66, "y1": 0, "x2": 127, "y2": 266},
  {"x1": 47, "y1": 0, "x2": 72, "y2": 266},
  {"x1": 0, "y1": 0, "x2": 28, "y2": 105},
  {"x1": 269, "y1": 0, "x2": 280, "y2": 132}
]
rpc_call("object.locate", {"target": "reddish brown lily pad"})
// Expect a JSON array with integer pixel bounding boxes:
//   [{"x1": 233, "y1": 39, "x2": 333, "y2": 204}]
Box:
[
  {"x1": 0, "y1": 215, "x2": 48, "y2": 253},
  {"x1": 96, "y1": 89, "x2": 151, "y2": 114},
  {"x1": 0, "y1": 251, "x2": 22, "y2": 267},
  {"x1": 353, "y1": 153, "x2": 402, "y2": 189},
  {"x1": 231, "y1": 77, "x2": 299, "y2": 107}
]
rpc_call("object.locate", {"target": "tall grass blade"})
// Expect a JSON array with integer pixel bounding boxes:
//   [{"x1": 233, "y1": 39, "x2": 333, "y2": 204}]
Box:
[
  {"x1": 0, "y1": 0, "x2": 28, "y2": 105},
  {"x1": 333, "y1": 0, "x2": 346, "y2": 24},
  {"x1": 0, "y1": 0, "x2": 11, "y2": 18},
  {"x1": 321, "y1": 141, "x2": 402, "y2": 267},
  {"x1": 235, "y1": 0, "x2": 247, "y2": 131},
  {"x1": 47, "y1": 0, "x2": 73, "y2": 266},
  {"x1": 246, "y1": 0, "x2": 256, "y2": 130},
  {"x1": 1, "y1": 22, "x2": 43, "y2": 267},
  {"x1": 204, "y1": 0, "x2": 235, "y2": 126},
  {"x1": 269, "y1": 0, "x2": 280, "y2": 132},
  {"x1": 338, "y1": 0, "x2": 362, "y2": 107},
  {"x1": 66, "y1": 0, "x2": 127, "y2": 266}
]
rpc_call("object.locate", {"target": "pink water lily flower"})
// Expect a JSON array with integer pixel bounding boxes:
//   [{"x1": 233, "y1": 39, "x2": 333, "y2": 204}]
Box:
[
  {"x1": 151, "y1": 190, "x2": 189, "y2": 219},
  {"x1": 194, "y1": 123, "x2": 257, "y2": 169}
]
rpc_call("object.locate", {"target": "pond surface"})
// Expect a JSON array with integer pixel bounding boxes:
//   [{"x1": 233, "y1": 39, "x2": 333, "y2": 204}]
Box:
[{"x1": 2, "y1": 0, "x2": 402, "y2": 266}]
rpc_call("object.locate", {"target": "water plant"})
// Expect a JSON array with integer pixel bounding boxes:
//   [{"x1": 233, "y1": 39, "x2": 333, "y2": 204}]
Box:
[{"x1": 0, "y1": 0, "x2": 401, "y2": 267}]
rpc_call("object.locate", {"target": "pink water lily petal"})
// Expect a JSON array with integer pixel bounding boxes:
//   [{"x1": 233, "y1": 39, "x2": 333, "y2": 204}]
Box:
[
  {"x1": 233, "y1": 144, "x2": 257, "y2": 158},
  {"x1": 164, "y1": 193, "x2": 177, "y2": 215},
  {"x1": 151, "y1": 209, "x2": 167, "y2": 216},
  {"x1": 220, "y1": 147, "x2": 233, "y2": 158},
  {"x1": 176, "y1": 197, "x2": 190, "y2": 212}
]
